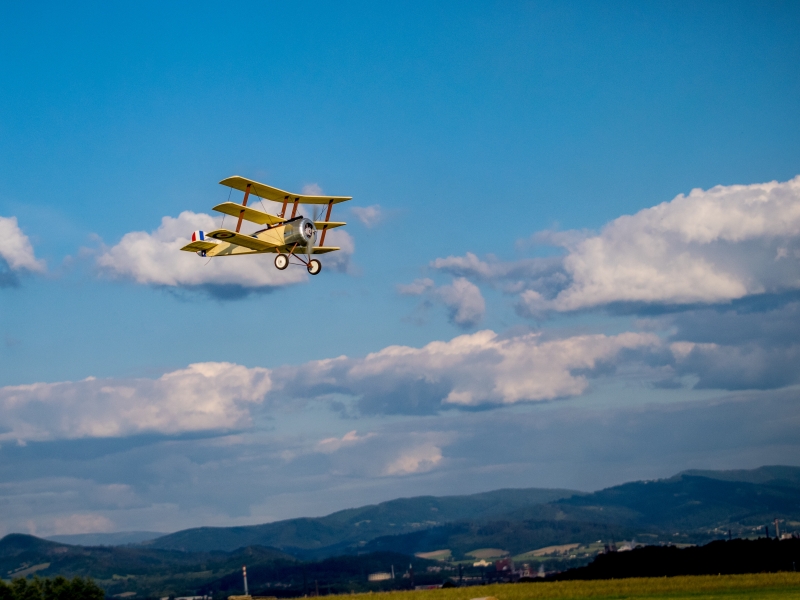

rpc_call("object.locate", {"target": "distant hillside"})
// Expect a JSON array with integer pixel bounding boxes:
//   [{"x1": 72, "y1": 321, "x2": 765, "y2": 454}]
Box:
[
  {"x1": 677, "y1": 465, "x2": 800, "y2": 487},
  {"x1": 46, "y1": 531, "x2": 164, "y2": 546},
  {"x1": 2, "y1": 466, "x2": 799, "y2": 598},
  {"x1": 0, "y1": 534, "x2": 432, "y2": 598},
  {"x1": 145, "y1": 487, "x2": 576, "y2": 556},
  {"x1": 344, "y1": 466, "x2": 800, "y2": 558},
  {"x1": 0, "y1": 534, "x2": 295, "y2": 597},
  {"x1": 552, "y1": 471, "x2": 800, "y2": 530}
]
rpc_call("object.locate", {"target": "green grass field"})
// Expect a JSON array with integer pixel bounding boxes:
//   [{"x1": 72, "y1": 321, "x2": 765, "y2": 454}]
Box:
[{"x1": 336, "y1": 573, "x2": 800, "y2": 600}]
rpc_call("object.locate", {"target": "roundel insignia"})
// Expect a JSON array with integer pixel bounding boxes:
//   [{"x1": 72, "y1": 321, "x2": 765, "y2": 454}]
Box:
[{"x1": 214, "y1": 232, "x2": 235, "y2": 239}]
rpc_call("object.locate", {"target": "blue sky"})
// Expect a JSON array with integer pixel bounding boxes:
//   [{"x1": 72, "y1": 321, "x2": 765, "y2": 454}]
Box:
[{"x1": 1, "y1": 1, "x2": 800, "y2": 537}]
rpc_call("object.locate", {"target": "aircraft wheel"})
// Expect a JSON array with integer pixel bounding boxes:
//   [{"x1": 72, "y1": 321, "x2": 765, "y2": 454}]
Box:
[
  {"x1": 307, "y1": 259, "x2": 322, "y2": 275},
  {"x1": 274, "y1": 254, "x2": 289, "y2": 270}
]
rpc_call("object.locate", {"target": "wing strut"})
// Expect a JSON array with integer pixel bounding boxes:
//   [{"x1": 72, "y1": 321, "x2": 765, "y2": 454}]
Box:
[
  {"x1": 235, "y1": 184, "x2": 252, "y2": 233},
  {"x1": 290, "y1": 198, "x2": 299, "y2": 219},
  {"x1": 319, "y1": 200, "x2": 334, "y2": 246},
  {"x1": 279, "y1": 196, "x2": 289, "y2": 218}
]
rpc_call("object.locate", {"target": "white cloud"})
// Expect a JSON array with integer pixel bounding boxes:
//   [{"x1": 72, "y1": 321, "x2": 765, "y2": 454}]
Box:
[
  {"x1": 434, "y1": 277, "x2": 485, "y2": 327},
  {"x1": 397, "y1": 277, "x2": 485, "y2": 328},
  {"x1": 431, "y1": 252, "x2": 567, "y2": 296},
  {"x1": 315, "y1": 430, "x2": 376, "y2": 454},
  {"x1": 276, "y1": 329, "x2": 660, "y2": 411},
  {"x1": 318, "y1": 228, "x2": 356, "y2": 273},
  {"x1": 0, "y1": 362, "x2": 272, "y2": 442},
  {"x1": 351, "y1": 205, "x2": 383, "y2": 228},
  {"x1": 52, "y1": 513, "x2": 115, "y2": 535},
  {"x1": 0, "y1": 216, "x2": 46, "y2": 272},
  {"x1": 0, "y1": 329, "x2": 660, "y2": 442},
  {"x1": 520, "y1": 176, "x2": 800, "y2": 312},
  {"x1": 96, "y1": 211, "x2": 354, "y2": 288},
  {"x1": 301, "y1": 183, "x2": 323, "y2": 195},
  {"x1": 397, "y1": 278, "x2": 434, "y2": 295},
  {"x1": 384, "y1": 443, "x2": 443, "y2": 476}
]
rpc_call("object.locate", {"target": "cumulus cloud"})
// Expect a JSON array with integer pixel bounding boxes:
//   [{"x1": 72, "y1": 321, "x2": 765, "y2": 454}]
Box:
[
  {"x1": 523, "y1": 176, "x2": 800, "y2": 312},
  {"x1": 384, "y1": 442, "x2": 443, "y2": 476},
  {"x1": 0, "y1": 216, "x2": 46, "y2": 276},
  {"x1": 434, "y1": 278, "x2": 486, "y2": 327},
  {"x1": 315, "y1": 430, "x2": 376, "y2": 454},
  {"x1": 1, "y1": 329, "x2": 663, "y2": 442},
  {"x1": 397, "y1": 277, "x2": 486, "y2": 328},
  {"x1": 397, "y1": 278, "x2": 434, "y2": 295},
  {"x1": 301, "y1": 183, "x2": 323, "y2": 196},
  {"x1": 433, "y1": 177, "x2": 800, "y2": 315},
  {"x1": 351, "y1": 205, "x2": 383, "y2": 228},
  {"x1": 95, "y1": 211, "x2": 354, "y2": 289},
  {"x1": 0, "y1": 362, "x2": 271, "y2": 442},
  {"x1": 274, "y1": 329, "x2": 660, "y2": 413},
  {"x1": 432, "y1": 252, "x2": 566, "y2": 296}
]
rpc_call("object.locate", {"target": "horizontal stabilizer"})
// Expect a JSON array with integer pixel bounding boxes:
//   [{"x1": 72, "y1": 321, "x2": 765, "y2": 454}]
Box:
[
  {"x1": 314, "y1": 221, "x2": 346, "y2": 230},
  {"x1": 206, "y1": 229, "x2": 277, "y2": 251},
  {"x1": 180, "y1": 240, "x2": 218, "y2": 252},
  {"x1": 220, "y1": 176, "x2": 352, "y2": 205},
  {"x1": 212, "y1": 202, "x2": 286, "y2": 225}
]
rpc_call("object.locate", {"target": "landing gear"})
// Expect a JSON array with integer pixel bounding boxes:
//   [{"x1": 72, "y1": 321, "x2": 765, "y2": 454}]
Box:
[
  {"x1": 274, "y1": 254, "x2": 288, "y2": 270},
  {"x1": 307, "y1": 259, "x2": 322, "y2": 275}
]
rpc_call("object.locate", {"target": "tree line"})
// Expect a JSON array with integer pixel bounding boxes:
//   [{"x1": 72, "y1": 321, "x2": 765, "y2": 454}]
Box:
[{"x1": 0, "y1": 577, "x2": 104, "y2": 600}]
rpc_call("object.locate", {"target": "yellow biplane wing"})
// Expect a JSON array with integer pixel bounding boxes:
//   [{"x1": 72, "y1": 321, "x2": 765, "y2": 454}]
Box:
[
  {"x1": 206, "y1": 229, "x2": 278, "y2": 252},
  {"x1": 219, "y1": 176, "x2": 352, "y2": 205},
  {"x1": 309, "y1": 247, "x2": 340, "y2": 254},
  {"x1": 314, "y1": 221, "x2": 346, "y2": 230},
  {"x1": 212, "y1": 202, "x2": 286, "y2": 225},
  {"x1": 180, "y1": 240, "x2": 218, "y2": 253}
]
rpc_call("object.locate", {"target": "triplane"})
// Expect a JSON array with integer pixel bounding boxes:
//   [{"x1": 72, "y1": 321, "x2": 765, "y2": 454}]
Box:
[{"x1": 180, "y1": 176, "x2": 351, "y2": 275}]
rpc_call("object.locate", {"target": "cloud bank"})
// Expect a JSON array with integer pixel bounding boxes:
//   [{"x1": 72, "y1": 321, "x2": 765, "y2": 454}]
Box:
[
  {"x1": 274, "y1": 329, "x2": 659, "y2": 414},
  {"x1": 433, "y1": 177, "x2": 800, "y2": 314},
  {"x1": 96, "y1": 211, "x2": 354, "y2": 289},
  {"x1": 9, "y1": 321, "x2": 794, "y2": 443},
  {"x1": 0, "y1": 362, "x2": 271, "y2": 442},
  {"x1": 0, "y1": 329, "x2": 660, "y2": 441}
]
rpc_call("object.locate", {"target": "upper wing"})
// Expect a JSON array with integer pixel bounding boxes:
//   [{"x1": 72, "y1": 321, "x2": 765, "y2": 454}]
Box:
[
  {"x1": 205, "y1": 229, "x2": 277, "y2": 252},
  {"x1": 220, "y1": 176, "x2": 352, "y2": 205},
  {"x1": 212, "y1": 202, "x2": 286, "y2": 225}
]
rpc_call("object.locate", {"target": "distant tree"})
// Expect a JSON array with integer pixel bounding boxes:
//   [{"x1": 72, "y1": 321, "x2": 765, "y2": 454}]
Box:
[
  {"x1": 11, "y1": 578, "x2": 42, "y2": 600},
  {"x1": 7, "y1": 577, "x2": 103, "y2": 600},
  {"x1": 0, "y1": 579, "x2": 14, "y2": 600}
]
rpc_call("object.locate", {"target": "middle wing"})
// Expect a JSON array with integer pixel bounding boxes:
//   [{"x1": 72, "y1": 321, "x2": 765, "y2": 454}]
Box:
[
  {"x1": 206, "y1": 229, "x2": 277, "y2": 251},
  {"x1": 212, "y1": 202, "x2": 286, "y2": 225}
]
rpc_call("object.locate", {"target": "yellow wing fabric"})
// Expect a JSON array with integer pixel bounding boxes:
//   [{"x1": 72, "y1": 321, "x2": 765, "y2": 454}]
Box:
[
  {"x1": 314, "y1": 221, "x2": 346, "y2": 230},
  {"x1": 212, "y1": 202, "x2": 286, "y2": 225},
  {"x1": 180, "y1": 240, "x2": 218, "y2": 252},
  {"x1": 220, "y1": 176, "x2": 352, "y2": 205},
  {"x1": 206, "y1": 229, "x2": 277, "y2": 252}
]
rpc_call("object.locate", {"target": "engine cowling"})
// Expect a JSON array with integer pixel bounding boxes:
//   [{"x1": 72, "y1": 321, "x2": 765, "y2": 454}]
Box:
[{"x1": 282, "y1": 217, "x2": 317, "y2": 248}]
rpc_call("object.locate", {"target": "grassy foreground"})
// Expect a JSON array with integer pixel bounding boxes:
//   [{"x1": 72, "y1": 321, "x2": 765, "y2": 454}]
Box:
[{"x1": 337, "y1": 573, "x2": 800, "y2": 599}]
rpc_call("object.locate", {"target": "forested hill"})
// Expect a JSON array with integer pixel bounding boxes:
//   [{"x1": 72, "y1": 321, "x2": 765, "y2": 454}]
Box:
[
  {"x1": 27, "y1": 464, "x2": 800, "y2": 563},
  {"x1": 142, "y1": 487, "x2": 576, "y2": 555},
  {"x1": 358, "y1": 465, "x2": 800, "y2": 558}
]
